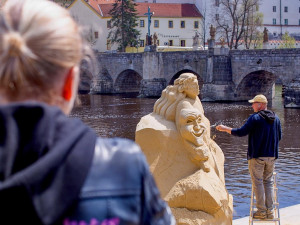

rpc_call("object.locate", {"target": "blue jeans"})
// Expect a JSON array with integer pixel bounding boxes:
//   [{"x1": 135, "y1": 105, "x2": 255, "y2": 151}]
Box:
[{"x1": 248, "y1": 157, "x2": 275, "y2": 213}]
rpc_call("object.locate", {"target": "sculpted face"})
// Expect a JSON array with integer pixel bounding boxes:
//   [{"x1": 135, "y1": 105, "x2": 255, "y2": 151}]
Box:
[
  {"x1": 177, "y1": 108, "x2": 206, "y2": 147},
  {"x1": 184, "y1": 76, "x2": 199, "y2": 99}
]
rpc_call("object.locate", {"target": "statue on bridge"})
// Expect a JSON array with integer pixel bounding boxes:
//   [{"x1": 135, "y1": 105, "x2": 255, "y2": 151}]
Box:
[
  {"x1": 144, "y1": 6, "x2": 154, "y2": 46},
  {"x1": 263, "y1": 27, "x2": 269, "y2": 43},
  {"x1": 136, "y1": 73, "x2": 232, "y2": 225},
  {"x1": 209, "y1": 24, "x2": 216, "y2": 40},
  {"x1": 153, "y1": 32, "x2": 158, "y2": 46},
  {"x1": 145, "y1": 33, "x2": 152, "y2": 46},
  {"x1": 193, "y1": 31, "x2": 200, "y2": 47},
  {"x1": 220, "y1": 36, "x2": 225, "y2": 48}
]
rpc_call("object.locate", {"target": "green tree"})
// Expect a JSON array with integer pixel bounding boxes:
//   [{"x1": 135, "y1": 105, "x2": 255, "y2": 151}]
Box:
[
  {"x1": 252, "y1": 31, "x2": 263, "y2": 49},
  {"x1": 108, "y1": 0, "x2": 140, "y2": 52},
  {"x1": 279, "y1": 32, "x2": 296, "y2": 49}
]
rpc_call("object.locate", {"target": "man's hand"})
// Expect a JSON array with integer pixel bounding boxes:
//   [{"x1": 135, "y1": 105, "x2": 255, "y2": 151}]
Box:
[{"x1": 216, "y1": 125, "x2": 232, "y2": 134}]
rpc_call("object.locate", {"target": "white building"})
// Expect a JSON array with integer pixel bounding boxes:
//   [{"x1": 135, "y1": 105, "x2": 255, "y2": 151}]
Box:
[
  {"x1": 137, "y1": 0, "x2": 300, "y2": 43},
  {"x1": 260, "y1": 0, "x2": 300, "y2": 39},
  {"x1": 68, "y1": 0, "x2": 203, "y2": 52},
  {"x1": 205, "y1": 0, "x2": 300, "y2": 41}
]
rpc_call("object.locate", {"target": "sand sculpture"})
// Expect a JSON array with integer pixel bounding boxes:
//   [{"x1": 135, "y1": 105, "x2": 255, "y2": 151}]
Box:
[{"x1": 135, "y1": 73, "x2": 233, "y2": 225}]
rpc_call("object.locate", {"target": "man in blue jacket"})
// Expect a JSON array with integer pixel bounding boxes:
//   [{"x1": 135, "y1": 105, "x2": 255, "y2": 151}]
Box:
[{"x1": 216, "y1": 94, "x2": 282, "y2": 220}]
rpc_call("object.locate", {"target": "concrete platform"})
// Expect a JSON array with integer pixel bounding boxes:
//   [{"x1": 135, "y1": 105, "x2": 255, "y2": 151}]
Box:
[{"x1": 233, "y1": 204, "x2": 300, "y2": 225}]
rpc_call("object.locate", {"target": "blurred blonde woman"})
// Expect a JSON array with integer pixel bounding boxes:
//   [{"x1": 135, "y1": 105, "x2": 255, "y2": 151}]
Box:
[{"x1": 0, "y1": 0, "x2": 174, "y2": 224}]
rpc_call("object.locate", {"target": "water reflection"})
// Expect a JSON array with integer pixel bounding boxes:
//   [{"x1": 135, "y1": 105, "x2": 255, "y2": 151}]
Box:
[{"x1": 70, "y1": 90, "x2": 300, "y2": 219}]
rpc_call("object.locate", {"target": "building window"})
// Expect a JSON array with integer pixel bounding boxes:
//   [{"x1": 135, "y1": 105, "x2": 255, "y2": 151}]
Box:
[
  {"x1": 284, "y1": 6, "x2": 288, "y2": 12},
  {"x1": 107, "y1": 39, "x2": 111, "y2": 50},
  {"x1": 180, "y1": 40, "x2": 186, "y2": 47},
  {"x1": 139, "y1": 40, "x2": 145, "y2": 47},
  {"x1": 215, "y1": 0, "x2": 219, "y2": 7},
  {"x1": 273, "y1": 18, "x2": 276, "y2": 24},
  {"x1": 169, "y1": 40, "x2": 173, "y2": 46},
  {"x1": 216, "y1": 14, "x2": 219, "y2": 20},
  {"x1": 140, "y1": 20, "x2": 145, "y2": 27},
  {"x1": 168, "y1": 20, "x2": 173, "y2": 28},
  {"x1": 284, "y1": 19, "x2": 288, "y2": 25},
  {"x1": 180, "y1": 21, "x2": 185, "y2": 28},
  {"x1": 94, "y1": 31, "x2": 98, "y2": 39},
  {"x1": 194, "y1": 21, "x2": 199, "y2": 29},
  {"x1": 273, "y1": 6, "x2": 276, "y2": 12},
  {"x1": 154, "y1": 20, "x2": 159, "y2": 28}
]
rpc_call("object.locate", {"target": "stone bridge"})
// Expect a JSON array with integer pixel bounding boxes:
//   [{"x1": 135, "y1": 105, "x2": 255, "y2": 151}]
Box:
[{"x1": 80, "y1": 48, "x2": 300, "y2": 102}]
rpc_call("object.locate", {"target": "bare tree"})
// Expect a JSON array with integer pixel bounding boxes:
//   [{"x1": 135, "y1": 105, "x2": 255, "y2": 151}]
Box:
[
  {"x1": 84, "y1": 26, "x2": 97, "y2": 48},
  {"x1": 243, "y1": 11, "x2": 263, "y2": 49},
  {"x1": 198, "y1": 0, "x2": 209, "y2": 48},
  {"x1": 215, "y1": 0, "x2": 261, "y2": 49}
]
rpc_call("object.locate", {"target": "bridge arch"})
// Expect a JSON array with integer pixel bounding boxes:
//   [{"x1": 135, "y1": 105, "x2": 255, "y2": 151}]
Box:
[
  {"x1": 169, "y1": 69, "x2": 204, "y2": 99},
  {"x1": 79, "y1": 68, "x2": 93, "y2": 93},
  {"x1": 114, "y1": 69, "x2": 142, "y2": 93},
  {"x1": 235, "y1": 70, "x2": 276, "y2": 100},
  {"x1": 96, "y1": 69, "x2": 113, "y2": 93}
]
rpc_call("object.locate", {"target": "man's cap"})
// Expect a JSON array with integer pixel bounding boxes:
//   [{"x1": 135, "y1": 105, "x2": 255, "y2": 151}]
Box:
[{"x1": 248, "y1": 94, "x2": 268, "y2": 103}]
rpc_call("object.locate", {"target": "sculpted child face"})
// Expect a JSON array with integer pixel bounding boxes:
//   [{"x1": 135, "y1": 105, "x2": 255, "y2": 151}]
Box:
[
  {"x1": 184, "y1": 76, "x2": 199, "y2": 99},
  {"x1": 177, "y1": 108, "x2": 207, "y2": 147}
]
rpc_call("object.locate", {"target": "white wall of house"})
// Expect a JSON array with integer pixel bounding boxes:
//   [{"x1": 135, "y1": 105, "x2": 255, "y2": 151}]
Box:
[
  {"x1": 136, "y1": 16, "x2": 202, "y2": 50},
  {"x1": 69, "y1": 0, "x2": 116, "y2": 52}
]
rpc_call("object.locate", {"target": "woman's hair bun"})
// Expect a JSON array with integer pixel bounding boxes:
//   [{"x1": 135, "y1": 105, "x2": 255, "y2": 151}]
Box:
[{"x1": 4, "y1": 32, "x2": 25, "y2": 58}]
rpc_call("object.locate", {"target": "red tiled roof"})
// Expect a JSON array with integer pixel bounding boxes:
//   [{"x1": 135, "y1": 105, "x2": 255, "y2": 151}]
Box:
[
  {"x1": 88, "y1": 0, "x2": 101, "y2": 14},
  {"x1": 86, "y1": 0, "x2": 114, "y2": 15},
  {"x1": 99, "y1": 3, "x2": 202, "y2": 18}
]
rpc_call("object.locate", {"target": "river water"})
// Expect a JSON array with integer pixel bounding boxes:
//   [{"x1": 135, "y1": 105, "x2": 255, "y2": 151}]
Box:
[{"x1": 70, "y1": 86, "x2": 300, "y2": 219}]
